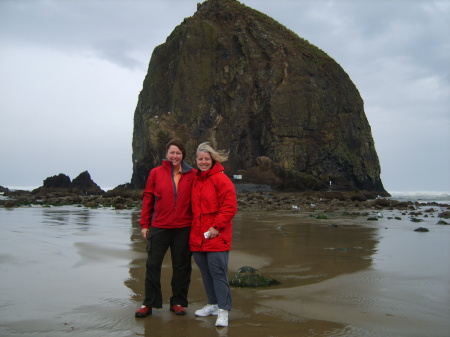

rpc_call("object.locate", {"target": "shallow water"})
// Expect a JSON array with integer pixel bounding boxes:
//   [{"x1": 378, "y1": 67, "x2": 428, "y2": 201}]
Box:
[
  {"x1": 388, "y1": 191, "x2": 450, "y2": 204},
  {"x1": 0, "y1": 205, "x2": 449, "y2": 337}
]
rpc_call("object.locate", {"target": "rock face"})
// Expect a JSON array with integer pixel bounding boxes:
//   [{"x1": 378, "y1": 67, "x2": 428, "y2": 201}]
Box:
[{"x1": 131, "y1": 0, "x2": 386, "y2": 194}]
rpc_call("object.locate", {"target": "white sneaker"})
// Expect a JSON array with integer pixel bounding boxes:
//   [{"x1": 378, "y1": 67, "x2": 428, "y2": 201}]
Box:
[
  {"x1": 215, "y1": 309, "x2": 228, "y2": 327},
  {"x1": 195, "y1": 304, "x2": 219, "y2": 316}
]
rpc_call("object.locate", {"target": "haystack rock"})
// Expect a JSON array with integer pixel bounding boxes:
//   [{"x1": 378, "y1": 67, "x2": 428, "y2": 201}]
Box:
[{"x1": 131, "y1": 0, "x2": 387, "y2": 194}]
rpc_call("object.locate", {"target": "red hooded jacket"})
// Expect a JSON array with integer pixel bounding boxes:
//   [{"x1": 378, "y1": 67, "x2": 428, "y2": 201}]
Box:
[
  {"x1": 140, "y1": 160, "x2": 196, "y2": 229},
  {"x1": 189, "y1": 162, "x2": 237, "y2": 252}
]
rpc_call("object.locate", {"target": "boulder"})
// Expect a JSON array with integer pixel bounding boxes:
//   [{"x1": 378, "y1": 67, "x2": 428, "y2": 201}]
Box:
[{"x1": 230, "y1": 266, "x2": 278, "y2": 287}]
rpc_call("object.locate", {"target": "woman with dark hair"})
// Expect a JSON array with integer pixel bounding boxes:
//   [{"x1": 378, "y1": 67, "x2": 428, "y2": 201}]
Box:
[
  {"x1": 135, "y1": 139, "x2": 196, "y2": 318},
  {"x1": 190, "y1": 142, "x2": 237, "y2": 327}
]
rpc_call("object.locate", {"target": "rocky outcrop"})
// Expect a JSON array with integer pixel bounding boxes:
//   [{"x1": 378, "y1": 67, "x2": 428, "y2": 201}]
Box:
[
  {"x1": 71, "y1": 171, "x2": 103, "y2": 194},
  {"x1": 2, "y1": 185, "x2": 449, "y2": 218},
  {"x1": 43, "y1": 173, "x2": 71, "y2": 188},
  {"x1": 32, "y1": 171, "x2": 104, "y2": 196},
  {"x1": 133, "y1": 0, "x2": 385, "y2": 193},
  {"x1": 0, "y1": 185, "x2": 10, "y2": 193}
]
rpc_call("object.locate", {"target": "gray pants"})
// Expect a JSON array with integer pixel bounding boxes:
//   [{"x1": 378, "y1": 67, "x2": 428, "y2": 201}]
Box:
[{"x1": 193, "y1": 251, "x2": 232, "y2": 310}]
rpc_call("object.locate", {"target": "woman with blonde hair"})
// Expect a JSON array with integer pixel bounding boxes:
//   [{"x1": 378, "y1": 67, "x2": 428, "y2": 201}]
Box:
[{"x1": 190, "y1": 142, "x2": 237, "y2": 327}]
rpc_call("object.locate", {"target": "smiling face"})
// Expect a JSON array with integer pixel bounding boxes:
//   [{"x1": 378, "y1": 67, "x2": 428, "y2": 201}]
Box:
[
  {"x1": 166, "y1": 145, "x2": 183, "y2": 169},
  {"x1": 197, "y1": 151, "x2": 213, "y2": 172}
]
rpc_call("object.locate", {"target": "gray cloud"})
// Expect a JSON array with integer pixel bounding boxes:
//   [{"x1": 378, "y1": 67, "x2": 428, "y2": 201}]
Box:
[
  {"x1": 0, "y1": 0, "x2": 449, "y2": 191},
  {"x1": 0, "y1": 0, "x2": 197, "y2": 70}
]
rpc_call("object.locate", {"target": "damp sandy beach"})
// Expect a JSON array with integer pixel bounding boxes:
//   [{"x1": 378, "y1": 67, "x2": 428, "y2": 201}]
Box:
[{"x1": 1, "y1": 203, "x2": 449, "y2": 337}]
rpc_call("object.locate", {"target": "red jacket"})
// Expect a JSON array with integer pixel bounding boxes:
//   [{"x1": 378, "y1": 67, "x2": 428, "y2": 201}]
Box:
[
  {"x1": 140, "y1": 160, "x2": 196, "y2": 229},
  {"x1": 189, "y1": 162, "x2": 237, "y2": 252}
]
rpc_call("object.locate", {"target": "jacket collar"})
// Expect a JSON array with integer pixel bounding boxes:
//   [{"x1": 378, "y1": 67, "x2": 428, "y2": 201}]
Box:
[
  {"x1": 197, "y1": 162, "x2": 225, "y2": 180},
  {"x1": 162, "y1": 159, "x2": 193, "y2": 173}
]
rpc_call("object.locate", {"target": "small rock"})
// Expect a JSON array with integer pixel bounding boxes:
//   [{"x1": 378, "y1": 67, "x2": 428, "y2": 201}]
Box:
[
  {"x1": 230, "y1": 266, "x2": 278, "y2": 287},
  {"x1": 4, "y1": 200, "x2": 16, "y2": 208},
  {"x1": 83, "y1": 201, "x2": 98, "y2": 208},
  {"x1": 438, "y1": 211, "x2": 450, "y2": 219}
]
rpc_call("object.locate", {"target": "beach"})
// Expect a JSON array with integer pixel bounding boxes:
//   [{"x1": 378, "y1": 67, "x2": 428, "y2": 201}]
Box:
[{"x1": 0, "y1": 198, "x2": 449, "y2": 337}]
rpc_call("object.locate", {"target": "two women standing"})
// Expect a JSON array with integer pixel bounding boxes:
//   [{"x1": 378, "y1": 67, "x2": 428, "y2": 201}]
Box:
[{"x1": 136, "y1": 140, "x2": 237, "y2": 328}]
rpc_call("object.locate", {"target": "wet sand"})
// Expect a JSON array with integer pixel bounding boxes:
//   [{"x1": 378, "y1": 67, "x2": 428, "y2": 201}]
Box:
[{"x1": 0, "y1": 205, "x2": 449, "y2": 337}]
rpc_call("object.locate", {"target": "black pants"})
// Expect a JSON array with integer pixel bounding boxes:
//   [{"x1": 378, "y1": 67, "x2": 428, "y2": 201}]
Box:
[{"x1": 143, "y1": 226, "x2": 192, "y2": 308}]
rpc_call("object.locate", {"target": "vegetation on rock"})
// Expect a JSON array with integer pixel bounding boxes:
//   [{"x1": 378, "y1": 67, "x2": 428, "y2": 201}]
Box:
[{"x1": 230, "y1": 266, "x2": 278, "y2": 287}]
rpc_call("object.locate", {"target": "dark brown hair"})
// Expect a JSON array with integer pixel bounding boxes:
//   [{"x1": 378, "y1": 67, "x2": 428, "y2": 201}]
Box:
[{"x1": 166, "y1": 138, "x2": 186, "y2": 160}]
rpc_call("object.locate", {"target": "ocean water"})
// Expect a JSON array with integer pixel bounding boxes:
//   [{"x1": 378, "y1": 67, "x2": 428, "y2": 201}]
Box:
[
  {"x1": 1, "y1": 192, "x2": 449, "y2": 336},
  {"x1": 388, "y1": 191, "x2": 450, "y2": 204}
]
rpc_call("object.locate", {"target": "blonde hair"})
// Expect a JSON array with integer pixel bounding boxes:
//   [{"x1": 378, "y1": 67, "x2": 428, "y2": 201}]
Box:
[{"x1": 196, "y1": 142, "x2": 229, "y2": 163}]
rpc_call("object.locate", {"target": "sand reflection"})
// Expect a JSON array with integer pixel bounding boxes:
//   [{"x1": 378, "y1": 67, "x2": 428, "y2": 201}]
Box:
[{"x1": 126, "y1": 211, "x2": 380, "y2": 336}]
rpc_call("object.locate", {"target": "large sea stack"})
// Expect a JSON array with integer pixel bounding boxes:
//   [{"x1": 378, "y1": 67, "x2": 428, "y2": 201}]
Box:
[{"x1": 131, "y1": 0, "x2": 387, "y2": 194}]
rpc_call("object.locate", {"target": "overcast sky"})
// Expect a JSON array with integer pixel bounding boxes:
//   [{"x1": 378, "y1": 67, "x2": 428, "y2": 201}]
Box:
[{"x1": 0, "y1": 0, "x2": 449, "y2": 192}]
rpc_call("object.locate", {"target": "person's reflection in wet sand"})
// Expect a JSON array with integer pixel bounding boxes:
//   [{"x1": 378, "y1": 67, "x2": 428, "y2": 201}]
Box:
[{"x1": 126, "y1": 211, "x2": 379, "y2": 336}]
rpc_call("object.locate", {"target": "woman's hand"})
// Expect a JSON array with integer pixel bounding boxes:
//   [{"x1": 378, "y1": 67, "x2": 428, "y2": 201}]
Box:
[
  {"x1": 208, "y1": 227, "x2": 219, "y2": 239},
  {"x1": 141, "y1": 228, "x2": 149, "y2": 239}
]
